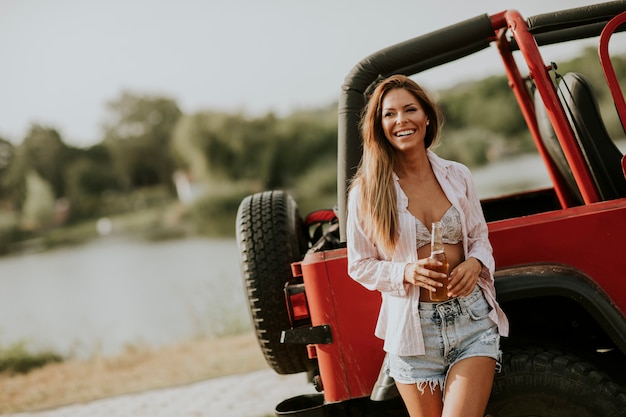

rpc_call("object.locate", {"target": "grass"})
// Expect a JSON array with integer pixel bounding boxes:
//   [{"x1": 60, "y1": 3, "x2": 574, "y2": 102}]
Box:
[
  {"x1": 0, "y1": 342, "x2": 63, "y2": 375},
  {"x1": 0, "y1": 331, "x2": 267, "y2": 414}
]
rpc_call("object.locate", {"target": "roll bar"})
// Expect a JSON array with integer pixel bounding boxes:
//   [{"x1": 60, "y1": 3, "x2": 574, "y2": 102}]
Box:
[{"x1": 337, "y1": 0, "x2": 626, "y2": 240}]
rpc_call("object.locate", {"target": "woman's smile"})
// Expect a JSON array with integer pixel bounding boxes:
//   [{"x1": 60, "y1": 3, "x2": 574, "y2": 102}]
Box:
[{"x1": 394, "y1": 129, "x2": 416, "y2": 137}]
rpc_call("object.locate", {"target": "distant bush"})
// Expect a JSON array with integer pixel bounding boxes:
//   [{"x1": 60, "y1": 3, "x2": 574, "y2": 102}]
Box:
[
  {"x1": 435, "y1": 128, "x2": 495, "y2": 167},
  {"x1": 20, "y1": 171, "x2": 56, "y2": 230},
  {"x1": 0, "y1": 212, "x2": 20, "y2": 254},
  {"x1": 0, "y1": 341, "x2": 63, "y2": 375},
  {"x1": 291, "y1": 157, "x2": 338, "y2": 216},
  {"x1": 190, "y1": 187, "x2": 249, "y2": 236}
]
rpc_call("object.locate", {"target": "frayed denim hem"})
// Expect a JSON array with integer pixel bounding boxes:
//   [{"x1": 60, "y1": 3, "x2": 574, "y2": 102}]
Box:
[
  {"x1": 495, "y1": 349, "x2": 503, "y2": 373},
  {"x1": 417, "y1": 377, "x2": 446, "y2": 395},
  {"x1": 395, "y1": 376, "x2": 446, "y2": 395}
]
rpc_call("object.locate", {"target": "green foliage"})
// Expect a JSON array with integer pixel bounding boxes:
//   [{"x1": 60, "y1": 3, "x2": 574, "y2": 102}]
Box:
[
  {"x1": 190, "y1": 188, "x2": 247, "y2": 236},
  {"x1": 20, "y1": 170, "x2": 56, "y2": 230},
  {"x1": 435, "y1": 128, "x2": 492, "y2": 166},
  {"x1": 0, "y1": 211, "x2": 20, "y2": 254},
  {"x1": 98, "y1": 185, "x2": 174, "y2": 218},
  {"x1": 291, "y1": 157, "x2": 338, "y2": 215},
  {"x1": 0, "y1": 341, "x2": 63, "y2": 375},
  {"x1": 438, "y1": 75, "x2": 527, "y2": 137},
  {"x1": 172, "y1": 111, "x2": 253, "y2": 180},
  {"x1": 0, "y1": 48, "x2": 624, "y2": 249},
  {"x1": 0, "y1": 138, "x2": 14, "y2": 174},
  {"x1": 171, "y1": 114, "x2": 209, "y2": 179},
  {"x1": 65, "y1": 159, "x2": 112, "y2": 220},
  {"x1": 0, "y1": 138, "x2": 20, "y2": 205},
  {"x1": 265, "y1": 108, "x2": 337, "y2": 189},
  {"x1": 21, "y1": 125, "x2": 70, "y2": 198},
  {"x1": 103, "y1": 91, "x2": 182, "y2": 190},
  {"x1": 64, "y1": 146, "x2": 121, "y2": 221},
  {"x1": 171, "y1": 106, "x2": 337, "y2": 191}
]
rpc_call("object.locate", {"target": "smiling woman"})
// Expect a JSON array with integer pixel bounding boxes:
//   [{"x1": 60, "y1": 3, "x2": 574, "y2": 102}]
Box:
[{"x1": 347, "y1": 74, "x2": 508, "y2": 417}]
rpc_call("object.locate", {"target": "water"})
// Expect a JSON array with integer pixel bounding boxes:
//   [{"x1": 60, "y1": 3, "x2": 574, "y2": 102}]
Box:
[
  {"x1": 472, "y1": 153, "x2": 552, "y2": 198},
  {"x1": 0, "y1": 237, "x2": 250, "y2": 358},
  {"x1": 472, "y1": 138, "x2": 626, "y2": 199}
]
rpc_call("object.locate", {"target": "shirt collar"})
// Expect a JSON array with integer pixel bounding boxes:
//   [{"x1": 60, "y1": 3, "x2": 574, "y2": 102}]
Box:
[{"x1": 426, "y1": 149, "x2": 453, "y2": 178}]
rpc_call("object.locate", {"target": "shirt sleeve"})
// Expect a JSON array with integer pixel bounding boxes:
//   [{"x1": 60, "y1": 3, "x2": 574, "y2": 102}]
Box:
[
  {"x1": 346, "y1": 186, "x2": 408, "y2": 296},
  {"x1": 459, "y1": 165, "x2": 495, "y2": 274}
]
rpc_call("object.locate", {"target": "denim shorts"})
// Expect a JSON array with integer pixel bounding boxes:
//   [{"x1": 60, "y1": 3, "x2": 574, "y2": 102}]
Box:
[{"x1": 387, "y1": 286, "x2": 500, "y2": 393}]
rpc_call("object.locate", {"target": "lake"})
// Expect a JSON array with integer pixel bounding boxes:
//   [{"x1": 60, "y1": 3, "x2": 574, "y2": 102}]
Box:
[{"x1": 0, "y1": 237, "x2": 250, "y2": 358}]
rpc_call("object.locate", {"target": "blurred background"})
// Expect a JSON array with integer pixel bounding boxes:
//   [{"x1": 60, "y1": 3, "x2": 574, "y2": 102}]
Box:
[{"x1": 0, "y1": 0, "x2": 624, "y2": 410}]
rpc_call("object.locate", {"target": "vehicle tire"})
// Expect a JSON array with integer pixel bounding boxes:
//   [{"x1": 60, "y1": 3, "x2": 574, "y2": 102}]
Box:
[
  {"x1": 486, "y1": 348, "x2": 626, "y2": 417},
  {"x1": 235, "y1": 190, "x2": 312, "y2": 375}
]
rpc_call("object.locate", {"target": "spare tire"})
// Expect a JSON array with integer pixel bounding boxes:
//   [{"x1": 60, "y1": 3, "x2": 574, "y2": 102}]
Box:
[{"x1": 235, "y1": 190, "x2": 313, "y2": 375}]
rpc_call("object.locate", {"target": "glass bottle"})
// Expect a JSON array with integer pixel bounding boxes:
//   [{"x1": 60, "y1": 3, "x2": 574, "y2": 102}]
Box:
[{"x1": 427, "y1": 221, "x2": 449, "y2": 301}]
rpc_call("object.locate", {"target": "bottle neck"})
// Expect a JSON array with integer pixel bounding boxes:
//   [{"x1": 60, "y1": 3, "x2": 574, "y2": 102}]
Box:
[{"x1": 430, "y1": 221, "x2": 444, "y2": 255}]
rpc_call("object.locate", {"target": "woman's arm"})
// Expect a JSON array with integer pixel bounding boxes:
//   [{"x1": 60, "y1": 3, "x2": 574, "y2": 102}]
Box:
[{"x1": 346, "y1": 187, "x2": 408, "y2": 296}]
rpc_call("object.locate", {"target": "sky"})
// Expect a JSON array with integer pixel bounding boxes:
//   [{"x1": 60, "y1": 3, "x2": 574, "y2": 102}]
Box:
[{"x1": 0, "y1": 0, "x2": 613, "y2": 147}]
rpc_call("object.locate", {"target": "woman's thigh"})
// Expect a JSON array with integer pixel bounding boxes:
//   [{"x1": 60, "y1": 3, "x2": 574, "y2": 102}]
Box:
[
  {"x1": 443, "y1": 356, "x2": 496, "y2": 417},
  {"x1": 396, "y1": 381, "x2": 443, "y2": 417}
]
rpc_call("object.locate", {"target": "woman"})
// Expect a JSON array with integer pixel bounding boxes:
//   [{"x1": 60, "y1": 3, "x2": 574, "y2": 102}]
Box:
[{"x1": 347, "y1": 74, "x2": 509, "y2": 417}]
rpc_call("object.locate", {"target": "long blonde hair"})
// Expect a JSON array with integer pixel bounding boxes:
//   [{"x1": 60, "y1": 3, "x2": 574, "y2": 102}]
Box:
[{"x1": 351, "y1": 74, "x2": 442, "y2": 257}]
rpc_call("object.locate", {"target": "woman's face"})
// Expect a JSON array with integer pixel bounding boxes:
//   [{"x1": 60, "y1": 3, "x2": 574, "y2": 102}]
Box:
[{"x1": 380, "y1": 88, "x2": 429, "y2": 153}]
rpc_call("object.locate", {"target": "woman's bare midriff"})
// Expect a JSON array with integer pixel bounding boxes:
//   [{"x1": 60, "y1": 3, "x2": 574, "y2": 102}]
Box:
[{"x1": 418, "y1": 242, "x2": 464, "y2": 302}]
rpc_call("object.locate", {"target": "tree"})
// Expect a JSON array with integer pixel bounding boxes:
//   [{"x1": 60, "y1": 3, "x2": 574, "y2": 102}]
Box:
[
  {"x1": 170, "y1": 107, "x2": 338, "y2": 191},
  {"x1": 102, "y1": 91, "x2": 181, "y2": 190},
  {"x1": 0, "y1": 138, "x2": 18, "y2": 204},
  {"x1": 20, "y1": 170, "x2": 56, "y2": 230},
  {"x1": 171, "y1": 111, "x2": 276, "y2": 184},
  {"x1": 21, "y1": 125, "x2": 70, "y2": 198},
  {"x1": 64, "y1": 145, "x2": 121, "y2": 220},
  {"x1": 0, "y1": 138, "x2": 14, "y2": 172}
]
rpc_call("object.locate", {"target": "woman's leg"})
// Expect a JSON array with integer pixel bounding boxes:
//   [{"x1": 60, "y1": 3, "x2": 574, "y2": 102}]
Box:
[
  {"x1": 396, "y1": 381, "x2": 443, "y2": 417},
  {"x1": 442, "y1": 356, "x2": 496, "y2": 417}
]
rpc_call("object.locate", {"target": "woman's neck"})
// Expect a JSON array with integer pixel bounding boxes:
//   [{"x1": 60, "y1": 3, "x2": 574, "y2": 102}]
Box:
[{"x1": 395, "y1": 147, "x2": 431, "y2": 179}]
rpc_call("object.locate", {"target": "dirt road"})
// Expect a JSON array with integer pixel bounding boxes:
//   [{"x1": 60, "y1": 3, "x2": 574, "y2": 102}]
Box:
[{"x1": 6, "y1": 369, "x2": 314, "y2": 417}]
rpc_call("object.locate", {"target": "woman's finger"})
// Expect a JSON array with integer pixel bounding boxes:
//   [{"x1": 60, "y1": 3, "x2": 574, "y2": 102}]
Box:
[
  {"x1": 447, "y1": 270, "x2": 473, "y2": 297},
  {"x1": 411, "y1": 269, "x2": 443, "y2": 292}
]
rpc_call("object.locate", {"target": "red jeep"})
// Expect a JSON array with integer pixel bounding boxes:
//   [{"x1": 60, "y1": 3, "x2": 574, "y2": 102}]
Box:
[{"x1": 236, "y1": 2, "x2": 626, "y2": 416}]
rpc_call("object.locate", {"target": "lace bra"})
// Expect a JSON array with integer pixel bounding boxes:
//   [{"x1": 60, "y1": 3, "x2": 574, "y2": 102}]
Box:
[{"x1": 415, "y1": 206, "x2": 463, "y2": 249}]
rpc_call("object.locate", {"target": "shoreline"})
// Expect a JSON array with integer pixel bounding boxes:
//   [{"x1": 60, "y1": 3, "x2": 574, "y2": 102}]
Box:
[{"x1": 0, "y1": 332, "x2": 269, "y2": 414}]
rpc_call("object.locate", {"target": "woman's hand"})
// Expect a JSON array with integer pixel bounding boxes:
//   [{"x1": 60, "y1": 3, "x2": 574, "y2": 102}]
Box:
[
  {"x1": 403, "y1": 258, "x2": 446, "y2": 293},
  {"x1": 448, "y1": 257, "x2": 482, "y2": 297}
]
